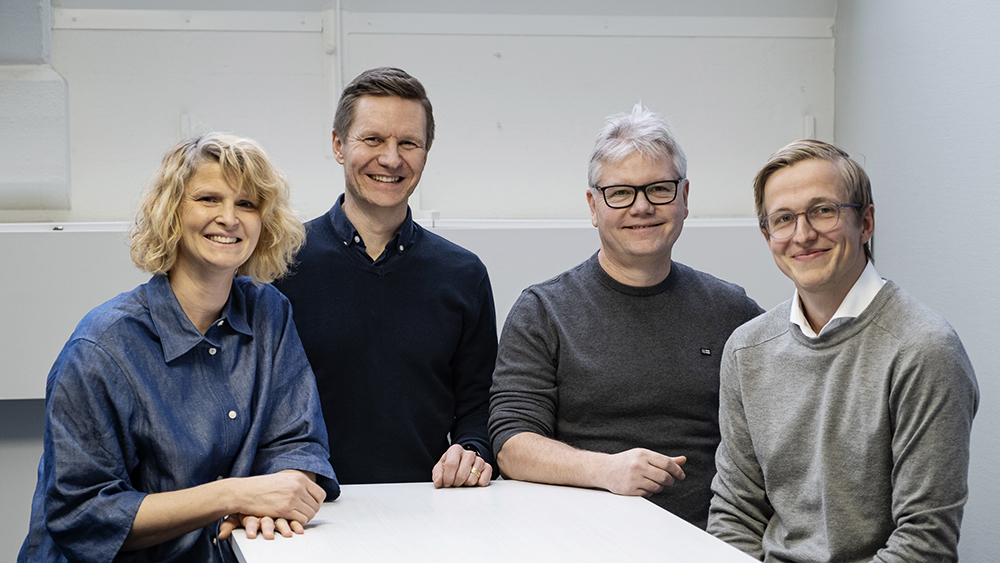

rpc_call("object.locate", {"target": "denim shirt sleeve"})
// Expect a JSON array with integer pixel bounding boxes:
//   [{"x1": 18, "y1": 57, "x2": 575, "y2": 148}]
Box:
[{"x1": 43, "y1": 338, "x2": 147, "y2": 563}]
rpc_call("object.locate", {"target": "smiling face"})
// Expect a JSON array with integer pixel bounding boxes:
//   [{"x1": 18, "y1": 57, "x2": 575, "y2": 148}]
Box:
[
  {"x1": 762, "y1": 157, "x2": 874, "y2": 303},
  {"x1": 333, "y1": 95, "x2": 428, "y2": 217},
  {"x1": 174, "y1": 162, "x2": 262, "y2": 284},
  {"x1": 587, "y1": 151, "x2": 689, "y2": 279}
]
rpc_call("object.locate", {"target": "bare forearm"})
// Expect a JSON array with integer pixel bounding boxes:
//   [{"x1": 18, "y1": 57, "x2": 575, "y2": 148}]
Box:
[
  {"x1": 498, "y1": 432, "x2": 686, "y2": 498},
  {"x1": 497, "y1": 432, "x2": 610, "y2": 489},
  {"x1": 123, "y1": 479, "x2": 235, "y2": 551},
  {"x1": 122, "y1": 470, "x2": 320, "y2": 551}
]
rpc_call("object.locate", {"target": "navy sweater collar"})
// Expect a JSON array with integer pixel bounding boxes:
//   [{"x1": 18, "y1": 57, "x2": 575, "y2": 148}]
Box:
[{"x1": 327, "y1": 195, "x2": 416, "y2": 264}]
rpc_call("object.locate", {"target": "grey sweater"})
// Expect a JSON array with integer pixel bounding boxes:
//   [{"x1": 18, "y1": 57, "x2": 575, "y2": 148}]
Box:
[
  {"x1": 490, "y1": 253, "x2": 762, "y2": 528},
  {"x1": 708, "y1": 281, "x2": 979, "y2": 562}
]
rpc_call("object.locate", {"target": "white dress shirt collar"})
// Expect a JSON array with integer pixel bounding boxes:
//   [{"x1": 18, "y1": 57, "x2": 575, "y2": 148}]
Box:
[{"x1": 790, "y1": 260, "x2": 886, "y2": 338}]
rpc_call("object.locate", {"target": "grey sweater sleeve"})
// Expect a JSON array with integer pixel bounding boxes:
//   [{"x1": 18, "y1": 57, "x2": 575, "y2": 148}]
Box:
[
  {"x1": 874, "y1": 320, "x2": 979, "y2": 562},
  {"x1": 707, "y1": 338, "x2": 770, "y2": 560},
  {"x1": 488, "y1": 288, "x2": 560, "y2": 454}
]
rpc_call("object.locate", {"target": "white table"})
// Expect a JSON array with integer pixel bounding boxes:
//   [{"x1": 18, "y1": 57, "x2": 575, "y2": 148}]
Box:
[{"x1": 231, "y1": 480, "x2": 757, "y2": 562}]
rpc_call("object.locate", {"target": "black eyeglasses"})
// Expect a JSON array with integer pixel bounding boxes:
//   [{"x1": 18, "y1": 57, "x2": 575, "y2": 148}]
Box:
[
  {"x1": 593, "y1": 180, "x2": 684, "y2": 209},
  {"x1": 761, "y1": 202, "x2": 862, "y2": 239}
]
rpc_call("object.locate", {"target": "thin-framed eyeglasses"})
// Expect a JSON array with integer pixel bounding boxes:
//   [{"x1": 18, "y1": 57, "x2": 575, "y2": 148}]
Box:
[
  {"x1": 593, "y1": 180, "x2": 684, "y2": 209},
  {"x1": 761, "y1": 201, "x2": 862, "y2": 239}
]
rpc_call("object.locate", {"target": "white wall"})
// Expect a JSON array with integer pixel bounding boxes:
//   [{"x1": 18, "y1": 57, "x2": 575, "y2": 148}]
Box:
[
  {"x1": 37, "y1": 21, "x2": 338, "y2": 222},
  {"x1": 341, "y1": 12, "x2": 834, "y2": 220},
  {"x1": 0, "y1": 9, "x2": 834, "y2": 223},
  {"x1": 834, "y1": 2, "x2": 1000, "y2": 560}
]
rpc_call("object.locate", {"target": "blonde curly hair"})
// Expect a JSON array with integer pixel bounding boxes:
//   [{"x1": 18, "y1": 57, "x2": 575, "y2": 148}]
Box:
[{"x1": 130, "y1": 133, "x2": 305, "y2": 283}]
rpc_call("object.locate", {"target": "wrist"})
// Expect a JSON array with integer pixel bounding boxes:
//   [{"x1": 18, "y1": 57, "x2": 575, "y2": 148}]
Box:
[
  {"x1": 592, "y1": 450, "x2": 618, "y2": 491},
  {"x1": 210, "y1": 476, "x2": 240, "y2": 516}
]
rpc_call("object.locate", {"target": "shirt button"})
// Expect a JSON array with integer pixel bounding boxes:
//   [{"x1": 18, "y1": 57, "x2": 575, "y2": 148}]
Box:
[
  {"x1": 398, "y1": 245, "x2": 404, "y2": 252},
  {"x1": 213, "y1": 537, "x2": 217, "y2": 545},
  {"x1": 217, "y1": 320, "x2": 224, "y2": 327},
  {"x1": 217, "y1": 475, "x2": 224, "y2": 480},
  {"x1": 354, "y1": 235, "x2": 361, "y2": 243},
  {"x1": 209, "y1": 348, "x2": 217, "y2": 355},
  {"x1": 228, "y1": 410, "x2": 237, "y2": 419}
]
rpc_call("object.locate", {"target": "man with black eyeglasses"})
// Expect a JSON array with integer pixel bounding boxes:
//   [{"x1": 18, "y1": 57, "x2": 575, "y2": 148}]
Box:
[
  {"x1": 708, "y1": 140, "x2": 979, "y2": 562},
  {"x1": 488, "y1": 104, "x2": 762, "y2": 529}
]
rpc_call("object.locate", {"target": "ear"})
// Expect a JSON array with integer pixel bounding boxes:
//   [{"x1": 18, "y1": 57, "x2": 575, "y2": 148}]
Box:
[
  {"x1": 859, "y1": 203, "x2": 875, "y2": 246},
  {"x1": 586, "y1": 189, "x2": 598, "y2": 228},
  {"x1": 332, "y1": 130, "x2": 345, "y2": 164},
  {"x1": 680, "y1": 179, "x2": 690, "y2": 219}
]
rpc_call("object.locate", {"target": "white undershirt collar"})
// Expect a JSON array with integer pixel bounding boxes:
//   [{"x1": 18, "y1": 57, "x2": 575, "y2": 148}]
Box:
[{"x1": 790, "y1": 260, "x2": 886, "y2": 338}]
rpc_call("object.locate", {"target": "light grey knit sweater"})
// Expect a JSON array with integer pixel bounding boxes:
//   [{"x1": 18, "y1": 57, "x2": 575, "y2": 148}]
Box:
[{"x1": 708, "y1": 281, "x2": 979, "y2": 562}]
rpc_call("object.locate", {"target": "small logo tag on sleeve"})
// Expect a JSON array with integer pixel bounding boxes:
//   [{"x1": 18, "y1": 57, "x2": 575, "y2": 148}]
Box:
[{"x1": 700, "y1": 348, "x2": 712, "y2": 356}]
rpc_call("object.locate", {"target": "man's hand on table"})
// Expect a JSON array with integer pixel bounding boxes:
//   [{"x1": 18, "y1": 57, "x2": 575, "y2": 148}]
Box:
[
  {"x1": 432, "y1": 443, "x2": 492, "y2": 488},
  {"x1": 602, "y1": 449, "x2": 686, "y2": 498}
]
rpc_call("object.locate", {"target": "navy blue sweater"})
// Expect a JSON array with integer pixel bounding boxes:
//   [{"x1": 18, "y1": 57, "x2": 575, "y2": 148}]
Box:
[{"x1": 275, "y1": 200, "x2": 497, "y2": 483}]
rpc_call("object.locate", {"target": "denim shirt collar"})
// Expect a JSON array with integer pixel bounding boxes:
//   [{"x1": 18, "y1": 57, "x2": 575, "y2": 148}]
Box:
[
  {"x1": 328, "y1": 194, "x2": 415, "y2": 261},
  {"x1": 146, "y1": 274, "x2": 253, "y2": 363}
]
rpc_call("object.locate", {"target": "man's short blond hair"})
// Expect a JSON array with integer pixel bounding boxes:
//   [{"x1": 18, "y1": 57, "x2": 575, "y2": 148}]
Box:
[{"x1": 753, "y1": 139, "x2": 873, "y2": 261}]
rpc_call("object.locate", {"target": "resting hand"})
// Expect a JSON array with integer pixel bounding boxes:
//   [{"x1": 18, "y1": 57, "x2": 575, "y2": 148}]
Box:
[
  {"x1": 601, "y1": 449, "x2": 686, "y2": 498},
  {"x1": 217, "y1": 471, "x2": 325, "y2": 540},
  {"x1": 219, "y1": 514, "x2": 304, "y2": 540},
  {"x1": 432, "y1": 443, "x2": 492, "y2": 488}
]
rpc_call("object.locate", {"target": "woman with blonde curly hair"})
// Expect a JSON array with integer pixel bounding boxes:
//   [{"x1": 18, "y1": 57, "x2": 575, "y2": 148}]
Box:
[{"x1": 20, "y1": 133, "x2": 339, "y2": 563}]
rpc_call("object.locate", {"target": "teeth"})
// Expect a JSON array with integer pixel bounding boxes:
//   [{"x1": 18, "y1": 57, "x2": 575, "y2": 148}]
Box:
[
  {"x1": 208, "y1": 236, "x2": 238, "y2": 244},
  {"x1": 371, "y1": 175, "x2": 402, "y2": 183}
]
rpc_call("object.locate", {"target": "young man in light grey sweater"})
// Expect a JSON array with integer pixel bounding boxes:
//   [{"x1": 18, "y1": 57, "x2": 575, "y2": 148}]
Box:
[{"x1": 707, "y1": 140, "x2": 979, "y2": 562}]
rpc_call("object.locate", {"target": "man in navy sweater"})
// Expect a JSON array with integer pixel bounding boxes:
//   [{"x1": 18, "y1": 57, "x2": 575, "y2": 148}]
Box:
[{"x1": 275, "y1": 67, "x2": 496, "y2": 488}]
